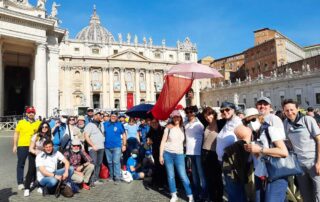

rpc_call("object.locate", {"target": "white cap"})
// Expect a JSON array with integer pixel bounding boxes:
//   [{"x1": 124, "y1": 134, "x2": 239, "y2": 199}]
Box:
[
  {"x1": 170, "y1": 110, "x2": 182, "y2": 117},
  {"x1": 244, "y1": 108, "x2": 259, "y2": 119}
]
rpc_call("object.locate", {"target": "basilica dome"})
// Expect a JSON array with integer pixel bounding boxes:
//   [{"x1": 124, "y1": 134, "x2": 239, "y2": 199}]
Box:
[{"x1": 76, "y1": 7, "x2": 114, "y2": 43}]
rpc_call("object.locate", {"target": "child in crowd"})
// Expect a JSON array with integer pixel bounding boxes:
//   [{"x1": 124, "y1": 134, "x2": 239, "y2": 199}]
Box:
[{"x1": 126, "y1": 149, "x2": 145, "y2": 180}]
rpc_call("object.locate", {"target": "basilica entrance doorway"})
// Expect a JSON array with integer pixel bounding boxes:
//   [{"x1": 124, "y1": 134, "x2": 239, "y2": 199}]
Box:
[{"x1": 4, "y1": 66, "x2": 31, "y2": 115}]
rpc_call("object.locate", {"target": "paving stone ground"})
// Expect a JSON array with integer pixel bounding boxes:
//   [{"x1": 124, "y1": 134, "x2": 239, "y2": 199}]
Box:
[{"x1": 0, "y1": 131, "x2": 186, "y2": 202}]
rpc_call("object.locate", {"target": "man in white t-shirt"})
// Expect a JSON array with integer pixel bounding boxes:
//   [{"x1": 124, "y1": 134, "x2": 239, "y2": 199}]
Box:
[{"x1": 36, "y1": 140, "x2": 73, "y2": 195}]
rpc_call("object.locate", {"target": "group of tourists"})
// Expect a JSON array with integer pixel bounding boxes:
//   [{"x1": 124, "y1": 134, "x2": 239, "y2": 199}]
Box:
[{"x1": 12, "y1": 97, "x2": 320, "y2": 202}]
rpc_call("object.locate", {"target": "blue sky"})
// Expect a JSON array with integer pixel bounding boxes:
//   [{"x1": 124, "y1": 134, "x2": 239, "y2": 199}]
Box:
[{"x1": 30, "y1": 0, "x2": 320, "y2": 59}]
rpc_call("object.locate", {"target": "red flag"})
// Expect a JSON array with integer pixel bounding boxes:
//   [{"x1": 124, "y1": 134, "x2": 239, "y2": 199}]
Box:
[{"x1": 151, "y1": 75, "x2": 193, "y2": 120}]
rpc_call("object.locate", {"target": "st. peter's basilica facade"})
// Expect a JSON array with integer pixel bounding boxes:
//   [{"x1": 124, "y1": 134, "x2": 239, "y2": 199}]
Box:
[{"x1": 0, "y1": 1, "x2": 205, "y2": 117}]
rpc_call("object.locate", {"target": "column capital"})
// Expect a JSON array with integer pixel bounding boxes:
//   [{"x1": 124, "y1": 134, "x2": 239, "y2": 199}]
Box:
[
  {"x1": 135, "y1": 67, "x2": 140, "y2": 72},
  {"x1": 83, "y1": 66, "x2": 90, "y2": 72},
  {"x1": 35, "y1": 42, "x2": 47, "y2": 49},
  {"x1": 120, "y1": 67, "x2": 125, "y2": 72}
]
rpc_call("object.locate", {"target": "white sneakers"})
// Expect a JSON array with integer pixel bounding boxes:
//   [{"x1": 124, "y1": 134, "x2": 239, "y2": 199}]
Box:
[
  {"x1": 37, "y1": 187, "x2": 43, "y2": 194},
  {"x1": 170, "y1": 193, "x2": 178, "y2": 202},
  {"x1": 17, "y1": 184, "x2": 24, "y2": 190},
  {"x1": 188, "y1": 195, "x2": 194, "y2": 202},
  {"x1": 23, "y1": 189, "x2": 30, "y2": 197}
]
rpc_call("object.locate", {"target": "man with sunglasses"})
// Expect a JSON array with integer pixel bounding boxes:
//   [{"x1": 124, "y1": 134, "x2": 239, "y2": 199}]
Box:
[{"x1": 216, "y1": 102, "x2": 245, "y2": 202}]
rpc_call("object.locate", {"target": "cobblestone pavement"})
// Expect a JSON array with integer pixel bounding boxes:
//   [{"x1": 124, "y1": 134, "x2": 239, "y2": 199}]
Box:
[{"x1": 0, "y1": 131, "x2": 183, "y2": 202}]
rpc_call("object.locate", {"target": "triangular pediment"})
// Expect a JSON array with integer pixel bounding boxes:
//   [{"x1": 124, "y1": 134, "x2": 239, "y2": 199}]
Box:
[{"x1": 108, "y1": 49, "x2": 150, "y2": 62}]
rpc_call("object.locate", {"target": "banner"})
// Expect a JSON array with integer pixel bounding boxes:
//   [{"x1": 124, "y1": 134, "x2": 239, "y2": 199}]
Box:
[{"x1": 151, "y1": 75, "x2": 193, "y2": 120}]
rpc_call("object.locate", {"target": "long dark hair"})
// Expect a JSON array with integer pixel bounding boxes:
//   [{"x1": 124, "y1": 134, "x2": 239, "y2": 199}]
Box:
[{"x1": 36, "y1": 121, "x2": 52, "y2": 141}]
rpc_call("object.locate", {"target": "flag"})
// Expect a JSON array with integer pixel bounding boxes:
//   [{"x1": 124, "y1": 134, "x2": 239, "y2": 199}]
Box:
[{"x1": 151, "y1": 75, "x2": 193, "y2": 120}]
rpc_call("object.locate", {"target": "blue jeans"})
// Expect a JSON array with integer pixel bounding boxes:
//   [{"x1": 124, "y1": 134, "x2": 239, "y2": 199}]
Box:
[
  {"x1": 163, "y1": 151, "x2": 193, "y2": 196},
  {"x1": 189, "y1": 155, "x2": 207, "y2": 199},
  {"x1": 39, "y1": 167, "x2": 74, "y2": 188},
  {"x1": 105, "y1": 147, "x2": 122, "y2": 180},
  {"x1": 255, "y1": 176, "x2": 288, "y2": 202},
  {"x1": 89, "y1": 149, "x2": 104, "y2": 182},
  {"x1": 224, "y1": 171, "x2": 247, "y2": 202}
]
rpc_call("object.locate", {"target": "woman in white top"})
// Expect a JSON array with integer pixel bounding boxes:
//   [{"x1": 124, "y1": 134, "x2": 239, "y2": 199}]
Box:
[
  {"x1": 160, "y1": 110, "x2": 194, "y2": 202},
  {"x1": 24, "y1": 121, "x2": 53, "y2": 197}
]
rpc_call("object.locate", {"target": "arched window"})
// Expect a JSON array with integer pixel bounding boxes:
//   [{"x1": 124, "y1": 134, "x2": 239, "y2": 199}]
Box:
[
  {"x1": 140, "y1": 73, "x2": 145, "y2": 81},
  {"x1": 114, "y1": 72, "x2": 119, "y2": 82},
  {"x1": 126, "y1": 71, "x2": 132, "y2": 82},
  {"x1": 155, "y1": 73, "x2": 162, "y2": 83},
  {"x1": 92, "y1": 70, "x2": 100, "y2": 81},
  {"x1": 75, "y1": 71, "x2": 80, "y2": 80}
]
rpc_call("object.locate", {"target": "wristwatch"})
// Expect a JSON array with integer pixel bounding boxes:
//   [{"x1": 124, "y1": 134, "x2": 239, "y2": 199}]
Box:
[{"x1": 260, "y1": 147, "x2": 264, "y2": 155}]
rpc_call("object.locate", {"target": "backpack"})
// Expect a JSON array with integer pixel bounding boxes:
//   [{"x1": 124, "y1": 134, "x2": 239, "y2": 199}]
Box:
[{"x1": 55, "y1": 180, "x2": 74, "y2": 198}]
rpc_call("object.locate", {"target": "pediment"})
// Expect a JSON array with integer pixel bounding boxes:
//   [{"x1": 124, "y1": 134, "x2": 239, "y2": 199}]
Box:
[{"x1": 108, "y1": 49, "x2": 150, "y2": 62}]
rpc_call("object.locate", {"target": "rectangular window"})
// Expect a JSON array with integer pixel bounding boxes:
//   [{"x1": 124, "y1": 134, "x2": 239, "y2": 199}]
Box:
[
  {"x1": 316, "y1": 93, "x2": 320, "y2": 104},
  {"x1": 92, "y1": 48, "x2": 100, "y2": 54},
  {"x1": 297, "y1": 94, "x2": 302, "y2": 105},
  {"x1": 280, "y1": 95, "x2": 285, "y2": 104},
  {"x1": 74, "y1": 47, "x2": 80, "y2": 52},
  {"x1": 243, "y1": 98, "x2": 246, "y2": 104},
  {"x1": 139, "y1": 52, "x2": 143, "y2": 56},
  {"x1": 155, "y1": 53, "x2": 161, "y2": 59},
  {"x1": 113, "y1": 49, "x2": 118, "y2": 54},
  {"x1": 185, "y1": 53, "x2": 191, "y2": 61},
  {"x1": 169, "y1": 54, "x2": 174, "y2": 59}
]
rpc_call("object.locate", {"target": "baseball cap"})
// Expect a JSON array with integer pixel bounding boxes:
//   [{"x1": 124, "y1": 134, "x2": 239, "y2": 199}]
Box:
[
  {"x1": 77, "y1": 115, "x2": 85, "y2": 121},
  {"x1": 87, "y1": 107, "x2": 94, "y2": 112},
  {"x1": 256, "y1": 96, "x2": 272, "y2": 105},
  {"x1": 220, "y1": 101, "x2": 236, "y2": 110},
  {"x1": 170, "y1": 110, "x2": 181, "y2": 117},
  {"x1": 244, "y1": 108, "x2": 259, "y2": 119},
  {"x1": 71, "y1": 139, "x2": 82, "y2": 146},
  {"x1": 94, "y1": 109, "x2": 101, "y2": 115},
  {"x1": 26, "y1": 106, "x2": 36, "y2": 114}
]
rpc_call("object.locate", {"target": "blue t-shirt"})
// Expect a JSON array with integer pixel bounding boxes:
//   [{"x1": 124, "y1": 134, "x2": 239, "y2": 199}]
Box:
[
  {"x1": 104, "y1": 121, "x2": 125, "y2": 149},
  {"x1": 126, "y1": 157, "x2": 137, "y2": 173},
  {"x1": 125, "y1": 124, "x2": 139, "y2": 140},
  {"x1": 138, "y1": 124, "x2": 150, "y2": 144},
  {"x1": 49, "y1": 120, "x2": 66, "y2": 146}
]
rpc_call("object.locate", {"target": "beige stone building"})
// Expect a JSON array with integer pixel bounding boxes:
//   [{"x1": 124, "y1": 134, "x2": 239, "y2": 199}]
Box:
[{"x1": 59, "y1": 7, "x2": 200, "y2": 115}]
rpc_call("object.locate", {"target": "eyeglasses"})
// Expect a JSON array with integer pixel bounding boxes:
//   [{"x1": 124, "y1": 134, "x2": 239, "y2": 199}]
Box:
[
  {"x1": 257, "y1": 101, "x2": 269, "y2": 106},
  {"x1": 242, "y1": 118, "x2": 257, "y2": 126},
  {"x1": 42, "y1": 126, "x2": 49, "y2": 129},
  {"x1": 70, "y1": 119, "x2": 75, "y2": 121},
  {"x1": 72, "y1": 145, "x2": 80, "y2": 147},
  {"x1": 220, "y1": 108, "x2": 231, "y2": 113}
]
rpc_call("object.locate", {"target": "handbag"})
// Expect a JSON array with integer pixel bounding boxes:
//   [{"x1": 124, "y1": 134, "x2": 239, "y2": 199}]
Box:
[
  {"x1": 55, "y1": 180, "x2": 74, "y2": 198},
  {"x1": 99, "y1": 163, "x2": 110, "y2": 179},
  {"x1": 262, "y1": 125, "x2": 303, "y2": 182}
]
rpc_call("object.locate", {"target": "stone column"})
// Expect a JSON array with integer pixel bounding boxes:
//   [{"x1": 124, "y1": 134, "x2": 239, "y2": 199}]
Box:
[
  {"x1": 146, "y1": 69, "x2": 150, "y2": 102},
  {"x1": 47, "y1": 46, "x2": 59, "y2": 116},
  {"x1": 34, "y1": 43, "x2": 47, "y2": 117},
  {"x1": 102, "y1": 67, "x2": 109, "y2": 109},
  {"x1": 109, "y1": 67, "x2": 114, "y2": 108},
  {"x1": 65, "y1": 66, "x2": 72, "y2": 110},
  {"x1": 135, "y1": 68, "x2": 140, "y2": 105},
  {"x1": 84, "y1": 67, "x2": 91, "y2": 107},
  {"x1": 120, "y1": 67, "x2": 126, "y2": 109},
  {"x1": 150, "y1": 70, "x2": 155, "y2": 102},
  {"x1": 0, "y1": 41, "x2": 3, "y2": 116}
]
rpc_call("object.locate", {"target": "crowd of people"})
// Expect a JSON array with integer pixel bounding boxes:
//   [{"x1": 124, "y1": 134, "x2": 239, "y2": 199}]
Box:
[{"x1": 12, "y1": 97, "x2": 320, "y2": 202}]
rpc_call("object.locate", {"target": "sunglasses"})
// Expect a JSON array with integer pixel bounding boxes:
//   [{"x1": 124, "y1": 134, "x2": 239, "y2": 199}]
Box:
[
  {"x1": 220, "y1": 108, "x2": 231, "y2": 113},
  {"x1": 257, "y1": 101, "x2": 270, "y2": 106},
  {"x1": 242, "y1": 118, "x2": 257, "y2": 126},
  {"x1": 42, "y1": 126, "x2": 49, "y2": 129},
  {"x1": 70, "y1": 119, "x2": 75, "y2": 121},
  {"x1": 72, "y1": 145, "x2": 80, "y2": 147},
  {"x1": 185, "y1": 111, "x2": 193, "y2": 114}
]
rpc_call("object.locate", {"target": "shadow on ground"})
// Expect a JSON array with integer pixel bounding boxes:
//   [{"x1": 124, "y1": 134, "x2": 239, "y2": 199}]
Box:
[{"x1": 0, "y1": 188, "x2": 17, "y2": 202}]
